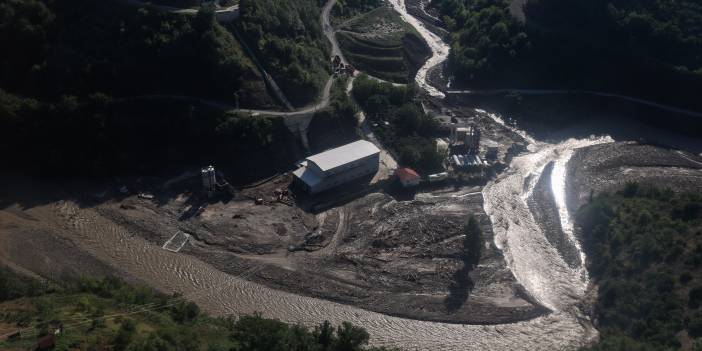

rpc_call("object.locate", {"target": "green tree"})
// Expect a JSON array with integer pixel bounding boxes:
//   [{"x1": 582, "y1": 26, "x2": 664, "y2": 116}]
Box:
[
  {"x1": 315, "y1": 321, "x2": 335, "y2": 351},
  {"x1": 334, "y1": 322, "x2": 369, "y2": 351},
  {"x1": 114, "y1": 319, "x2": 137, "y2": 351}
]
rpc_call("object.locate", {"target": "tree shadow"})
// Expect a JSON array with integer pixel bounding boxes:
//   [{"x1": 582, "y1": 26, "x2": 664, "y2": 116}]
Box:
[
  {"x1": 444, "y1": 262, "x2": 475, "y2": 313},
  {"x1": 444, "y1": 216, "x2": 483, "y2": 313}
]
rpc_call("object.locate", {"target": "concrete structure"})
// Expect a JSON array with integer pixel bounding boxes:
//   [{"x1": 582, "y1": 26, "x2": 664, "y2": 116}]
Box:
[
  {"x1": 395, "y1": 168, "x2": 421, "y2": 188},
  {"x1": 428, "y1": 172, "x2": 449, "y2": 183},
  {"x1": 450, "y1": 125, "x2": 480, "y2": 154},
  {"x1": 201, "y1": 165, "x2": 216, "y2": 197},
  {"x1": 294, "y1": 140, "x2": 380, "y2": 194},
  {"x1": 436, "y1": 138, "x2": 449, "y2": 156},
  {"x1": 483, "y1": 139, "x2": 500, "y2": 160},
  {"x1": 451, "y1": 154, "x2": 487, "y2": 170}
]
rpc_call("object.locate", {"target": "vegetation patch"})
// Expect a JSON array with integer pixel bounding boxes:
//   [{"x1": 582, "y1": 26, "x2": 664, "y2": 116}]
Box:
[
  {"x1": 149, "y1": 0, "x2": 239, "y2": 9},
  {"x1": 0, "y1": 91, "x2": 300, "y2": 180},
  {"x1": 332, "y1": 0, "x2": 383, "y2": 24},
  {"x1": 0, "y1": 270, "x2": 392, "y2": 351},
  {"x1": 434, "y1": 0, "x2": 702, "y2": 111},
  {"x1": 1, "y1": 0, "x2": 332, "y2": 177},
  {"x1": 308, "y1": 77, "x2": 361, "y2": 153},
  {"x1": 577, "y1": 183, "x2": 702, "y2": 349},
  {"x1": 337, "y1": 7, "x2": 431, "y2": 84},
  {"x1": 352, "y1": 75, "x2": 442, "y2": 173},
  {"x1": 0, "y1": 0, "x2": 269, "y2": 105},
  {"x1": 236, "y1": 0, "x2": 331, "y2": 107}
]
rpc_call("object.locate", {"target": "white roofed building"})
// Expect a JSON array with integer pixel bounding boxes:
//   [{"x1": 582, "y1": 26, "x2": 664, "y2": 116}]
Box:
[{"x1": 293, "y1": 140, "x2": 380, "y2": 194}]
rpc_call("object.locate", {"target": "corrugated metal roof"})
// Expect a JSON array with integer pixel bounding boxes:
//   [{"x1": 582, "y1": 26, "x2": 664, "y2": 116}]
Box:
[
  {"x1": 307, "y1": 140, "x2": 379, "y2": 172},
  {"x1": 293, "y1": 166, "x2": 323, "y2": 187}
]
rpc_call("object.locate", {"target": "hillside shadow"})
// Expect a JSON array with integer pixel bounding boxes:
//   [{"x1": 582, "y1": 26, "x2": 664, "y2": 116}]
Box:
[{"x1": 0, "y1": 161, "x2": 282, "y2": 213}]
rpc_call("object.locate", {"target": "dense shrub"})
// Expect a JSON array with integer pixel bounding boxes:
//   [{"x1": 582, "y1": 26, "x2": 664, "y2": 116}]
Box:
[
  {"x1": 577, "y1": 185, "x2": 702, "y2": 349},
  {"x1": 332, "y1": 0, "x2": 382, "y2": 20},
  {"x1": 0, "y1": 268, "x2": 45, "y2": 301},
  {"x1": 0, "y1": 272, "x2": 394, "y2": 351},
  {"x1": 433, "y1": 0, "x2": 702, "y2": 110},
  {"x1": 237, "y1": 0, "x2": 330, "y2": 106},
  {"x1": 0, "y1": 0, "x2": 263, "y2": 103},
  {"x1": 352, "y1": 75, "x2": 442, "y2": 173},
  {"x1": 0, "y1": 90, "x2": 298, "y2": 179}
]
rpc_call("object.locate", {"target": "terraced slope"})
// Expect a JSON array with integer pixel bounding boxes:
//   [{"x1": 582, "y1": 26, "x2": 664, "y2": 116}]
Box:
[{"x1": 337, "y1": 7, "x2": 430, "y2": 83}]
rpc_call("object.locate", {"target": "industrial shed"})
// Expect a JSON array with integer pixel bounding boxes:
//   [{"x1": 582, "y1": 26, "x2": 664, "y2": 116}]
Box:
[{"x1": 293, "y1": 140, "x2": 380, "y2": 194}]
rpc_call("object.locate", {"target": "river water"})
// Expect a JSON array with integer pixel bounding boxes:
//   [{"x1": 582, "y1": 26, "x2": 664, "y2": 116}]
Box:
[
  {"x1": 59, "y1": 1, "x2": 613, "y2": 350},
  {"x1": 387, "y1": 0, "x2": 449, "y2": 98}
]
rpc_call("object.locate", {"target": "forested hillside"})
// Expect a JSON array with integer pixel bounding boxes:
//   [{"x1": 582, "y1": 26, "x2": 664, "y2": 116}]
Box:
[
  {"x1": 434, "y1": 0, "x2": 702, "y2": 111},
  {"x1": 578, "y1": 184, "x2": 702, "y2": 349},
  {"x1": 0, "y1": 91, "x2": 301, "y2": 179},
  {"x1": 0, "y1": 0, "x2": 325, "y2": 177},
  {"x1": 0, "y1": 0, "x2": 268, "y2": 105},
  {"x1": 237, "y1": 0, "x2": 331, "y2": 106}
]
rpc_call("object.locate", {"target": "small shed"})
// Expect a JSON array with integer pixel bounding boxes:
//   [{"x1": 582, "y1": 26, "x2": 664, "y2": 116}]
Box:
[{"x1": 395, "y1": 168, "x2": 421, "y2": 188}]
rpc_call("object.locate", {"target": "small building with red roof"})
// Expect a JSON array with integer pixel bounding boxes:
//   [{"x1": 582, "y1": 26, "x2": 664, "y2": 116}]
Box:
[{"x1": 395, "y1": 168, "x2": 421, "y2": 188}]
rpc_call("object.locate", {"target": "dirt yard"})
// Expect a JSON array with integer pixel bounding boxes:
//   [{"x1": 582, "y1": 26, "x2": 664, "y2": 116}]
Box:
[{"x1": 83, "y1": 167, "x2": 545, "y2": 324}]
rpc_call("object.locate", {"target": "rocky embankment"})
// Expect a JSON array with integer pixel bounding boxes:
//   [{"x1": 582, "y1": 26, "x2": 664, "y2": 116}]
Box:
[{"x1": 567, "y1": 142, "x2": 702, "y2": 214}]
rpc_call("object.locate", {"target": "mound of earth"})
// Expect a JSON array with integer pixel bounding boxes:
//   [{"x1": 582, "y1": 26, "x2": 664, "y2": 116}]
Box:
[
  {"x1": 567, "y1": 142, "x2": 702, "y2": 214},
  {"x1": 337, "y1": 7, "x2": 431, "y2": 83}
]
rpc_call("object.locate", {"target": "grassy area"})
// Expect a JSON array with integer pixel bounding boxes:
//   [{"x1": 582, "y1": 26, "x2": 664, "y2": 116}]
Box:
[
  {"x1": 0, "y1": 270, "x2": 393, "y2": 351},
  {"x1": 0, "y1": 274, "x2": 229, "y2": 350},
  {"x1": 337, "y1": 7, "x2": 430, "y2": 84},
  {"x1": 577, "y1": 183, "x2": 702, "y2": 350}
]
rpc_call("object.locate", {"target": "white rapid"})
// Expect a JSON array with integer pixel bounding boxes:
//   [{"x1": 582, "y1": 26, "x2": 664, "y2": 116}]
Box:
[
  {"x1": 552, "y1": 148, "x2": 589, "y2": 268},
  {"x1": 482, "y1": 130, "x2": 613, "y2": 311},
  {"x1": 386, "y1": 0, "x2": 450, "y2": 98}
]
